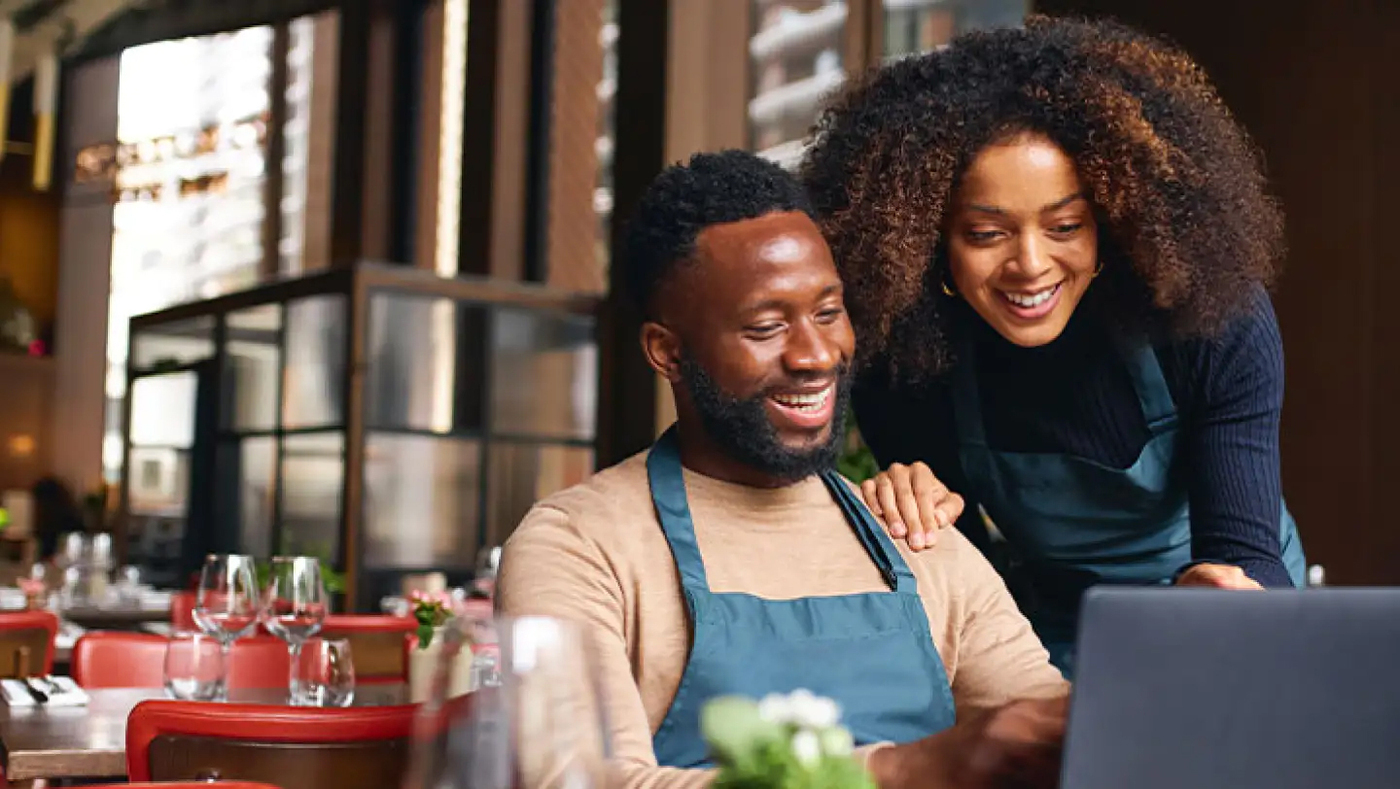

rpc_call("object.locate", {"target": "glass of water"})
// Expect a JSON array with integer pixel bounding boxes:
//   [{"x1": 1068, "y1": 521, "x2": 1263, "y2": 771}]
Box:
[
  {"x1": 292, "y1": 637, "x2": 356, "y2": 707},
  {"x1": 193, "y1": 554, "x2": 260, "y2": 700},
  {"x1": 262, "y1": 556, "x2": 328, "y2": 705},
  {"x1": 164, "y1": 631, "x2": 226, "y2": 701}
]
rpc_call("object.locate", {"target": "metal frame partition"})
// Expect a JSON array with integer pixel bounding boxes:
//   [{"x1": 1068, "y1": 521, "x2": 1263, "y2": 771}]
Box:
[{"x1": 119, "y1": 262, "x2": 601, "y2": 610}]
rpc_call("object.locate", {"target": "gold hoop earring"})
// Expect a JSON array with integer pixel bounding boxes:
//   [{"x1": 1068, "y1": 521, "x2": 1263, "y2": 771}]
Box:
[
  {"x1": 941, "y1": 278, "x2": 957, "y2": 298},
  {"x1": 1092, "y1": 260, "x2": 1104, "y2": 278}
]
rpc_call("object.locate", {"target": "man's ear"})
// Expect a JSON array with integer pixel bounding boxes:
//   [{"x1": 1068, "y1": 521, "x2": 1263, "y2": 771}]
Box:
[{"x1": 641, "y1": 321, "x2": 683, "y2": 383}]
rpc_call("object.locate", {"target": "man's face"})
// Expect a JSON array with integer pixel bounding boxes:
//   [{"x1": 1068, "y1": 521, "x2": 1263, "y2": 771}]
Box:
[{"x1": 648, "y1": 211, "x2": 856, "y2": 482}]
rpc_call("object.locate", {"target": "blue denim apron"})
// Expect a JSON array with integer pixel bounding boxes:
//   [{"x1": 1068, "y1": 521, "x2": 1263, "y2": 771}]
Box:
[
  {"x1": 949, "y1": 336, "x2": 1307, "y2": 678},
  {"x1": 647, "y1": 427, "x2": 957, "y2": 768}
]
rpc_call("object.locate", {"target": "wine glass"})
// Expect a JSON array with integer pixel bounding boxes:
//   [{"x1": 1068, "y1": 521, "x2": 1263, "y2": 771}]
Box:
[
  {"x1": 262, "y1": 556, "x2": 328, "y2": 705},
  {"x1": 164, "y1": 631, "x2": 226, "y2": 701},
  {"x1": 292, "y1": 637, "x2": 356, "y2": 707},
  {"x1": 403, "y1": 615, "x2": 610, "y2": 789},
  {"x1": 193, "y1": 554, "x2": 260, "y2": 699}
]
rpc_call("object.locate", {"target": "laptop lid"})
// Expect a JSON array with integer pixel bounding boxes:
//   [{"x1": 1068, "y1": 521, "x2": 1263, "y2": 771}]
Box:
[{"x1": 1061, "y1": 587, "x2": 1400, "y2": 789}]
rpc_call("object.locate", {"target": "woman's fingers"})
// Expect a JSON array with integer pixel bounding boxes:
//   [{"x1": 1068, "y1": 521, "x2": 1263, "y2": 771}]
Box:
[
  {"x1": 1175, "y1": 563, "x2": 1264, "y2": 590},
  {"x1": 860, "y1": 479, "x2": 890, "y2": 529},
  {"x1": 860, "y1": 463, "x2": 962, "y2": 551},
  {"x1": 876, "y1": 469, "x2": 908, "y2": 539}
]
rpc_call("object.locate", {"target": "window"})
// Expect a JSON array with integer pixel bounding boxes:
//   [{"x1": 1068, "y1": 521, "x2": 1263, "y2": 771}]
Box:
[
  {"x1": 748, "y1": 1, "x2": 849, "y2": 167},
  {"x1": 746, "y1": 0, "x2": 1028, "y2": 170},
  {"x1": 103, "y1": 15, "x2": 336, "y2": 482},
  {"x1": 884, "y1": 0, "x2": 1027, "y2": 58}
]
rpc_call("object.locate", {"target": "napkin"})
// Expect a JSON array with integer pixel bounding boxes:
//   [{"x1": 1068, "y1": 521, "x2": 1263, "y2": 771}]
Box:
[{"x1": 1, "y1": 676, "x2": 90, "y2": 707}]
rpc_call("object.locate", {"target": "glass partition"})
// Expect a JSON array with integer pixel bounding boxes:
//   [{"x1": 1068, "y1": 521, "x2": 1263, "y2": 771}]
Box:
[{"x1": 120, "y1": 262, "x2": 600, "y2": 610}]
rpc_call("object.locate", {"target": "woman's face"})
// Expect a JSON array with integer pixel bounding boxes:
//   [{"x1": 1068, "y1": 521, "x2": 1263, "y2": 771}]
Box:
[{"x1": 944, "y1": 133, "x2": 1098, "y2": 347}]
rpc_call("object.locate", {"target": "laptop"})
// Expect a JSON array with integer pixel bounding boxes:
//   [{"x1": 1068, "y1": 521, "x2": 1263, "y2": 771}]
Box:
[{"x1": 1061, "y1": 587, "x2": 1400, "y2": 789}]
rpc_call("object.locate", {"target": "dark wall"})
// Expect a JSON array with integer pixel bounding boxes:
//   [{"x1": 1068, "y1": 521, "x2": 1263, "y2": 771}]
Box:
[{"x1": 1035, "y1": 0, "x2": 1400, "y2": 584}]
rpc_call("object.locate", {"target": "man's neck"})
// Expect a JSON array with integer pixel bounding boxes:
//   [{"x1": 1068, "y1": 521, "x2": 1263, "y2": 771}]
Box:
[{"x1": 673, "y1": 419, "x2": 806, "y2": 489}]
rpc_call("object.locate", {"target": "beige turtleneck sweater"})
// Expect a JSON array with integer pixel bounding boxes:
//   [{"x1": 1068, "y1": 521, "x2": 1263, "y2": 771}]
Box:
[{"x1": 496, "y1": 450, "x2": 1068, "y2": 789}]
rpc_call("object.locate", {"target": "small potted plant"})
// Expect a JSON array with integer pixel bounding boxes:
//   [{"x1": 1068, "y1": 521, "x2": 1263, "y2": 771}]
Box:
[
  {"x1": 407, "y1": 590, "x2": 475, "y2": 702},
  {"x1": 702, "y1": 690, "x2": 877, "y2": 789}
]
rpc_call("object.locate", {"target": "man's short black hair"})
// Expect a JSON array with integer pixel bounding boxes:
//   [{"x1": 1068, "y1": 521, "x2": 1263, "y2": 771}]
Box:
[{"x1": 622, "y1": 149, "x2": 815, "y2": 317}]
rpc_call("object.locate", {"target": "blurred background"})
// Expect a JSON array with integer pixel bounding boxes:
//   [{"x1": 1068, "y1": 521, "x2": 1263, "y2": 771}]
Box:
[{"x1": 0, "y1": 0, "x2": 1392, "y2": 610}]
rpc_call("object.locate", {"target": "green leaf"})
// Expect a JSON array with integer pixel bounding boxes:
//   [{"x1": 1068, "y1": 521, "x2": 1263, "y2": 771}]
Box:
[{"x1": 837, "y1": 413, "x2": 879, "y2": 484}]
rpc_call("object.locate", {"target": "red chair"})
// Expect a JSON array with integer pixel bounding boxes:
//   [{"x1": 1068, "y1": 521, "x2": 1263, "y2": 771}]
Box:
[
  {"x1": 317, "y1": 614, "x2": 417, "y2": 684},
  {"x1": 74, "y1": 783, "x2": 283, "y2": 788},
  {"x1": 126, "y1": 699, "x2": 419, "y2": 789},
  {"x1": 71, "y1": 632, "x2": 292, "y2": 689},
  {"x1": 169, "y1": 590, "x2": 198, "y2": 632},
  {"x1": 0, "y1": 609, "x2": 58, "y2": 677}
]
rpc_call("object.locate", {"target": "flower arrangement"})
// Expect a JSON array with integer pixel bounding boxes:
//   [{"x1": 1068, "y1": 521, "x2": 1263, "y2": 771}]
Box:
[
  {"x1": 702, "y1": 690, "x2": 876, "y2": 789},
  {"x1": 411, "y1": 590, "x2": 457, "y2": 649}
]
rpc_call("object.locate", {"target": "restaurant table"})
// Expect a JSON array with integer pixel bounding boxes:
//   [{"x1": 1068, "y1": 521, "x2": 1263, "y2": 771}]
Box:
[
  {"x1": 0, "y1": 683, "x2": 408, "y2": 787},
  {"x1": 58, "y1": 604, "x2": 171, "y2": 631}
]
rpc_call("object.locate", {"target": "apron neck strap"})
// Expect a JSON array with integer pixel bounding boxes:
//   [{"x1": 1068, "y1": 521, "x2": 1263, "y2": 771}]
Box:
[
  {"x1": 1112, "y1": 335, "x2": 1177, "y2": 429},
  {"x1": 647, "y1": 427, "x2": 712, "y2": 593},
  {"x1": 949, "y1": 329, "x2": 988, "y2": 446},
  {"x1": 820, "y1": 471, "x2": 917, "y2": 594}
]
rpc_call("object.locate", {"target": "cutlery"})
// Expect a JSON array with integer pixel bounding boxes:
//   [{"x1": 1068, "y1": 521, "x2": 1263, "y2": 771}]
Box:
[{"x1": 20, "y1": 678, "x2": 46, "y2": 704}]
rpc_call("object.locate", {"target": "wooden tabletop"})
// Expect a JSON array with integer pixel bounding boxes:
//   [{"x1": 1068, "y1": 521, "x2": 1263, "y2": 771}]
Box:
[{"x1": 0, "y1": 683, "x2": 408, "y2": 782}]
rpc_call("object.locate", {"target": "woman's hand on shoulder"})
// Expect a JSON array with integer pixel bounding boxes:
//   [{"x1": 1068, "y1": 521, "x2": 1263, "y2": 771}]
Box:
[
  {"x1": 1174, "y1": 563, "x2": 1264, "y2": 590},
  {"x1": 859, "y1": 462, "x2": 964, "y2": 551}
]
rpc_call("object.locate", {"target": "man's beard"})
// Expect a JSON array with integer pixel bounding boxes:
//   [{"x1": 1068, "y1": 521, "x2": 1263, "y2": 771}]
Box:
[{"x1": 678, "y1": 356, "x2": 852, "y2": 484}]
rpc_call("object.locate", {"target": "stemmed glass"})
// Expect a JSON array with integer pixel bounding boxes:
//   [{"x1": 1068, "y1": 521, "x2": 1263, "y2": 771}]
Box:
[
  {"x1": 193, "y1": 554, "x2": 260, "y2": 699},
  {"x1": 262, "y1": 556, "x2": 328, "y2": 705}
]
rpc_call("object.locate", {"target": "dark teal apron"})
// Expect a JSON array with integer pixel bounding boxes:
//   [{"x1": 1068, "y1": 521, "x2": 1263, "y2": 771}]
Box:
[
  {"x1": 647, "y1": 427, "x2": 957, "y2": 768},
  {"x1": 949, "y1": 336, "x2": 1307, "y2": 678}
]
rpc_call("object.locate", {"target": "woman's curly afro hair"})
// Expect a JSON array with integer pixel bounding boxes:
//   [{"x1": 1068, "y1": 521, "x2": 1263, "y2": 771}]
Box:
[{"x1": 801, "y1": 15, "x2": 1286, "y2": 382}]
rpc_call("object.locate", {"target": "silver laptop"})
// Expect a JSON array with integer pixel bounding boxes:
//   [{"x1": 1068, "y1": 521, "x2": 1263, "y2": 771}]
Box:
[{"x1": 1061, "y1": 587, "x2": 1400, "y2": 789}]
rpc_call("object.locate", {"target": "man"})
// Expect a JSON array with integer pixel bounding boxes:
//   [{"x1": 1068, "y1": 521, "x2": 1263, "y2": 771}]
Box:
[{"x1": 497, "y1": 150, "x2": 1069, "y2": 789}]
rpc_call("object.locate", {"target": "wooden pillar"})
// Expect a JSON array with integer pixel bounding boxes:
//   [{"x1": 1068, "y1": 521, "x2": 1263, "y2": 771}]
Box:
[
  {"x1": 329, "y1": 0, "x2": 408, "y2": 267},
  {"x1": 595, "y1": 0, "x2": 668, "y2": 468},
  {"x1": 51, "y1": 56, "x2": 119, "y2": 492}
]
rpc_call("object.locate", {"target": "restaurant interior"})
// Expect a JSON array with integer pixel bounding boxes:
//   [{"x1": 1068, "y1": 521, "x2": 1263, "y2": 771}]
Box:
[{"x1": 0, "y1": 0, "x2": 1392, "y2": 787}]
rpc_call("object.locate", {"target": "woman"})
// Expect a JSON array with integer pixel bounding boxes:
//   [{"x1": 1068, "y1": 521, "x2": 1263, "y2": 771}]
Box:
[{"x1": 801, "y1": 16, "x2": 1305, "y2": 676}]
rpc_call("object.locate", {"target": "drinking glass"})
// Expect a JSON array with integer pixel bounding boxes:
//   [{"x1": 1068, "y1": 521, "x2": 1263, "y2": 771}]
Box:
[
  {"x1": 470, "y1": 546, "x2": 501, "y2": 599},
  {"x1": 402, "y1": 615, "x2": 610, "y2": 789},
  {"x1": 292, "y1": 637, "x2": 356, "y2": 707},
  {"x1": 262, "y1": 556, "x2": 328, "y2": 705},
  {"x1": 164, "y1": 631, "x2": 226, "y2": 701},
  {"x1": 193, "y1": 554, "x2": 260, "y2": 699},
  {"x1": 18, "y1": 563, "x2": 45, "y2": 609}
]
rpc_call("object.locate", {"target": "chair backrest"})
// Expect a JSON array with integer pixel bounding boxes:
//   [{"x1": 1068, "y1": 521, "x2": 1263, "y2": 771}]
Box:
[
  {"x1": 72, "y1": 632, "x2": 291, "y2": 689},
  {"x1": 0, "y1": 609, "x2": 58, "y2": 677},
  {"x1": 126, "y1": 699, "x2": 418, "y2": 789},
  {"x1": 169, "y1": 591, "x2": 198, "y2": 632},
  {"x1": 318, "y1": 615, "x2": 416, "y2": 684}
]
